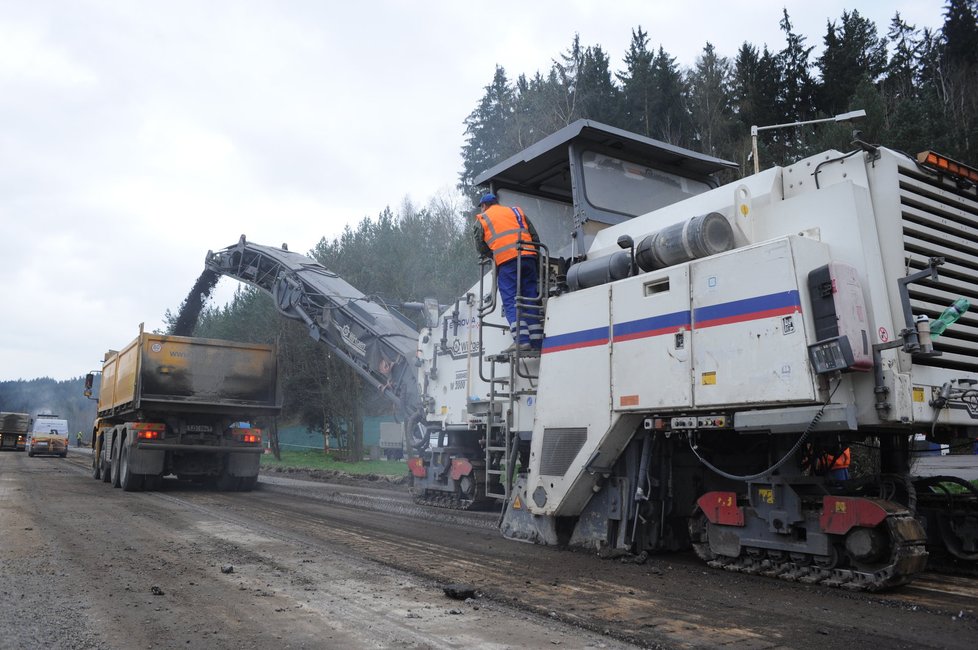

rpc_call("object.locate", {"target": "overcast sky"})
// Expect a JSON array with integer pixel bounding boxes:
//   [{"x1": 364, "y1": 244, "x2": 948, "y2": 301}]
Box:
[{"x1": 0, "y1": 0, "x2": 948, "y2": 382}]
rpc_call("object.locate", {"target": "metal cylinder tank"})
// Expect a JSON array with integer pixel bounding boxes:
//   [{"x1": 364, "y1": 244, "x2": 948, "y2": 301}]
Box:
[
  {"x1": 566, "y1": 251, "x2": 632, "y2": 291},
  {"x1": 635, "y1": 212, "x2": 734, "y2": 272}
]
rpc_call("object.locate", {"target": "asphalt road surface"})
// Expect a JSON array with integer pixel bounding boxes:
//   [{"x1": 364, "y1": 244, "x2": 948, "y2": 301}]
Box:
[{"x1": 1, "y1": 449, "x2": 976, "y2": 649}]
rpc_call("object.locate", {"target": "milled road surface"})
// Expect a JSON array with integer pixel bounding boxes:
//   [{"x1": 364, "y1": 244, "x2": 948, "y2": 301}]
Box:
[{"x1": 2, "y1": 450, "x2": 976, "y2": 649}]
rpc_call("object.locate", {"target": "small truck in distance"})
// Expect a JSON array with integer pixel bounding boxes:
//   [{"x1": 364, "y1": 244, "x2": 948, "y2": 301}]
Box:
[
  {"x1": 87, "y1": 325, "x2": 281, "y2": 491},
  {"x1": 0, "y1": 412, "x2": 30, "y2": 451}
]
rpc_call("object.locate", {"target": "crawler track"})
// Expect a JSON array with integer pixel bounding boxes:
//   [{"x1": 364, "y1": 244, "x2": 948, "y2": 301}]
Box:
[{"x1": 700, "y1": 514, "x2": 929, "y2": 591}]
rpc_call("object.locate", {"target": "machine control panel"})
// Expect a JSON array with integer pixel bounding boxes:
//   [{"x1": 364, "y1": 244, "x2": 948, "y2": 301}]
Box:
[{"x1": 670, "y1": 415, "x2": 730, "y2": 429}]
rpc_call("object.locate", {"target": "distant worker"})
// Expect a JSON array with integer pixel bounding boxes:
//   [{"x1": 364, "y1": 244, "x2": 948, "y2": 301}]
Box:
[
  {"x1": 76, "y1": 431, "x2": 83, "y2": 447},
  {"x1": 474, "y1": 193, "x2": 543, "y2": 352},
  {"x1": 820, "y1": 447, "x2": 851, "y2": 480}
]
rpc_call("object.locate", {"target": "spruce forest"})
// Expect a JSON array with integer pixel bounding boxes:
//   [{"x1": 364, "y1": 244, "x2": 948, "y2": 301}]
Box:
[{"x1": 3, "y1": 4, "x2": 975, "y2": 454}]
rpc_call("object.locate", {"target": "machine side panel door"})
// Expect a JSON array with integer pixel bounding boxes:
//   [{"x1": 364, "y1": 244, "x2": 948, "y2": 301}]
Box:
[
  {"x1": 690, "y1": 237, "x2": 820, "y2": 407},
  {"x1": 610, "y1": 266, "x2": 692, "y2": 410},
  {"x1": 529, "y1": 287, "x2": 613, "y2": 515}
]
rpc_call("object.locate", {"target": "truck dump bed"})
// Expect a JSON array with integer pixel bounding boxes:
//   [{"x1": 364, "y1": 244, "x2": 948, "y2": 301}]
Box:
[{"x1": 98, "y1": 330, "x2": 280, "y2": 418}]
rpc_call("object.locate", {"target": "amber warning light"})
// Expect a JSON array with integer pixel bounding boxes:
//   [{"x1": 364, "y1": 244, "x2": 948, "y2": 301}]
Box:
[{"x1": 917, "y1": 151, "x2": 978, "y2": 185}]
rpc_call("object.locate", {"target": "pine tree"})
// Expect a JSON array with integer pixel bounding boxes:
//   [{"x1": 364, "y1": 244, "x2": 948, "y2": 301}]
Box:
[
  {"x1": 817, "y1": 10, "x2": 888, "y2": 115},
  {"x1": 617, "y1": 27, "x2": 657, "y2": 137},
  {"x1": 576, "y1": 44, "x2": 621, "y2": 125},
  {"x1": 942, "y1": 0, "x2": 978, "y2": 67},
  {"x1": 732, "y1": 43, "x2": 781, "y2": 168},
  {"x1": 459, "y1": 66, "x2": 515, "y2": 190},
  {"x1": 687, "y1": 43, "x2": 734, "y2": 157},
  {"x1": 773, "y1": 10, "x2": 819, "y2": 163},
  {"x1": 650, "y1": 46, "x2": 690, "y2": 145}
]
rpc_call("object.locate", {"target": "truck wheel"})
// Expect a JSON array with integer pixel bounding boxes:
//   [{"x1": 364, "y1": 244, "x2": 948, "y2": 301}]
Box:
[
  {"x1": 92, "y1": 451, "x2": 101, "y2": 480},
  {"x1": 100, "y1": 445, "x2": 112, "y2": 483},
  {"x1": 110, "y1": 436, "x2": 122, "y2": 488},
  {"x1": 119, "y1": 444, "x2": 142, "y2": 492},
  {"x1": 143, "y1": 474, "x2": 163, "y2": 491}
]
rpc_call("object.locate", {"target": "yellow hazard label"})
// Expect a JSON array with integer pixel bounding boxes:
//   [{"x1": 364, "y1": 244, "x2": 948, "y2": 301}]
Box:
[
  {"x1": 835, "y1": 501, "x2": 847, "y2": 513},
  {"x1": 512, "y1": 495, "x2": 523, "y2": 510},
  {"x1": 912, "y1": 387, "x2": 925, "y2": 403},
  {"x1": 740, "y1": 203, "x2": 750, "y2": 217},
  {"x1": 757, "y1": 488, "x2": 774, "y2": 504},
  {"x1": 701, "y1": 371, "x2": 717, "y2": 385}
]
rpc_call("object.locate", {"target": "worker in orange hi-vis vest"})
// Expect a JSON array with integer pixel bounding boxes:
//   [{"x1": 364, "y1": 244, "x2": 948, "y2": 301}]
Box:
[
  {"x1": 473, "y1": 193, "x2": 543, "y2": 352},
  {"x1": 820, "y1": 447, "x2": 851, "y2": 480}
]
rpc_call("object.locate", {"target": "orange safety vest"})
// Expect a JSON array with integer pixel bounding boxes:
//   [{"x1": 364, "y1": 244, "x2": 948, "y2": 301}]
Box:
[
  {"x1": 476, "y1": 204, "x2": 535, "y2": 265},
  {"x1": 819, "y1": 448, "x2": 851, "y2": 471}
]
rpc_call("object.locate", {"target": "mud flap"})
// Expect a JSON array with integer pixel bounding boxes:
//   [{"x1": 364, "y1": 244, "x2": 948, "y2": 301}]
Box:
[
  {"x1": 129, "y1": 448, "x2": 165, "y2": 475},
  {"x1": 501, "y1": 475, "x2": 560, "y2": 545},
  {"x1": 227, "y1": 451, "x2": 261, "y2": 477}
]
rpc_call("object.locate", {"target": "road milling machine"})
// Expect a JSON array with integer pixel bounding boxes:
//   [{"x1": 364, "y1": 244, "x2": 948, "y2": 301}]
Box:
[{"x1": 205, "y1": 119, "x2": 978, "y2": 590}]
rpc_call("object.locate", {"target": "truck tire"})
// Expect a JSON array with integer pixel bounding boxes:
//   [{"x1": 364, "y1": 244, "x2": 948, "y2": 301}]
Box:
[
  {"x1": 143, "y1": 474, "x2": 163, "y2": 491},
  {"x1": 119, "y1": 444, "x2": 142, "y2": 492},
  {"x1": 92, "y1": 449, "x2": 101, "y2": 480},
  {"x1": 110, "y1": 436, "x2": 122, "y2": 488},
  {"x1": 100, "y1": 444, "x2": 112, "y2": 483}
]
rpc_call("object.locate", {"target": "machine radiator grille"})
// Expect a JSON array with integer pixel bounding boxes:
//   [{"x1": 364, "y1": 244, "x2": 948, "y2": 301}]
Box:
[
  {"x1": 540, "y1": 427, "x2": 587, "y2": 476},
  {"x1": 899, "y1": 165, "x2": 978, "y2": 372}
]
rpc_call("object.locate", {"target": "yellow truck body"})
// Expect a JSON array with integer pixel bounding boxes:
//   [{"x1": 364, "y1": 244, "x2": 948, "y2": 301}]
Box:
[{"x1": 98, "y1": 330, "x2": 278, "y2": 417}]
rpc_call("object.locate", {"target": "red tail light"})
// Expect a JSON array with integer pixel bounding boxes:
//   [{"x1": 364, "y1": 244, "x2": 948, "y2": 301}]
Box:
[
  {"x1": 232, "y1": 429, "x2": 262, "y2": 444},
  {"x1": 133, "y1": 422, "x2": 165, "y2": 440}
]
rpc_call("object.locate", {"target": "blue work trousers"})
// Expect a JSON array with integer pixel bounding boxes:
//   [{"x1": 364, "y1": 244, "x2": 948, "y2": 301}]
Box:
[{"x1": 497, "y1": 255, "x2": 543, "y2": 348}]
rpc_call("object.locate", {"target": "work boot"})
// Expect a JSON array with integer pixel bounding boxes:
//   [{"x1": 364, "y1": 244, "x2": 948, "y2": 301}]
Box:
[{"x1": 502, "y1": 341, "x2": 533, "y2": 354}]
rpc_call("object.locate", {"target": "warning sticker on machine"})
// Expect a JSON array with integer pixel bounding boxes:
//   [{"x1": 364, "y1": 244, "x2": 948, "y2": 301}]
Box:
[{"x1": 701, "y1": 372, "x2": 717, "y2": 385}]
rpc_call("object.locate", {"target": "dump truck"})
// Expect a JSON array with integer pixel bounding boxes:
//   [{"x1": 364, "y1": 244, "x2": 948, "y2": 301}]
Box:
[
  {"x1": 87, "y1": 325, "x2": 281, "y2": 491},
  {"x1": 0, "y1": 412, "x2": 30, "y2": 451},
  {"x1": 27, "y1": 414, "x2": 69, "y2": 457}
]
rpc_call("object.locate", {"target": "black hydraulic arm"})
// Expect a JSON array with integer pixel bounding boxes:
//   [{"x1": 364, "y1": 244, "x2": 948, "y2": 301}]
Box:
[{"x1": 204, "y1": 236, "x2": 422, "y2": 421}]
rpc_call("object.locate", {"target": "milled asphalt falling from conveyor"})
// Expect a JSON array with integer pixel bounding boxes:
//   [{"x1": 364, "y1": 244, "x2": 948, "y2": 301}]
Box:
[{"x1": 172, "y1": 268, "x2": 220, "y2": 336}]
